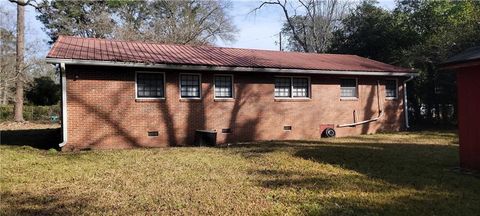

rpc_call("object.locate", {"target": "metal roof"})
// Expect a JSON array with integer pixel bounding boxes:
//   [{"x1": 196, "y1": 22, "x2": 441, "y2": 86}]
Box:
[
  {"x1": 444, "y1": 46, "x2": 480, "y2": 65},
  {"x1": 47, "y1": 36, "x2": 414, "y2": 74}
]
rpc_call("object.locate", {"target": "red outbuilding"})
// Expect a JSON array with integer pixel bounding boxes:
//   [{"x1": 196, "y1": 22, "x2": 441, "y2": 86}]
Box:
[{"x1": 442, "y1": 47, "x2": 480, "y2": 170}]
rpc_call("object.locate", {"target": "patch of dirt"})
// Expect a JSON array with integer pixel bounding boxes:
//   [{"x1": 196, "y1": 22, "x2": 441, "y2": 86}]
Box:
[{"x1": 0, "y1": 121, "x2": 61, "y2": 131}]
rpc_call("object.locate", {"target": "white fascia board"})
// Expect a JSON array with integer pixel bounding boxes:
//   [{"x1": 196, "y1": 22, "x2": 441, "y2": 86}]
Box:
[{"x1": 45, "y1": 58, "x2": 418, "y2": 77}]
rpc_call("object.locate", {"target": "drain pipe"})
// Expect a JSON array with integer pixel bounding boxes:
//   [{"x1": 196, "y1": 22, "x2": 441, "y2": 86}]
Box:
[
  {"x1": 338, "y1": 80, "x2": 383, "y2": 127},
  {"x1": 59, "y1": 63, "x2": 68, "y2": 147},
  {"x1": 338, "y1": 111, "x2": 385, "y2": 127},
  {"x1": 403, "y1": 76, "x2": 415, "y2": 129}
]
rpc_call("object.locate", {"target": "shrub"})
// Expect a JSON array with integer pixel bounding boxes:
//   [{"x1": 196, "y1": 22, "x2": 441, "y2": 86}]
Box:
[
  {"x1": 26, "y1": 76, "x2": 61, "y2": 106},
  {"x1": 0, "y1": 104, "x2": 60, "y2": 123},
  {"x1": 0, "y1": 106, "x2": 13, "y2": 121}
]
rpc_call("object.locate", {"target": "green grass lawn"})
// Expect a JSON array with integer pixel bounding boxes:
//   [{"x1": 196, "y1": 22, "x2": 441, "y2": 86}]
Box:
[{"x1": 1, "y1": 131, "x2": 479, "y2": 215}]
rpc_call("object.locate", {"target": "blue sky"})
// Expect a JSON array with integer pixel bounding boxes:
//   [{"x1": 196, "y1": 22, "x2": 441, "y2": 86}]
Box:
[{"x1": 1, "y1": 0, "x2": 396, "y2": 56}]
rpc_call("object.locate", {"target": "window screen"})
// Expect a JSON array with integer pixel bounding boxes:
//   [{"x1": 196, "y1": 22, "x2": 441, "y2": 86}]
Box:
[
  {"x1": 292, "y1": 78, "x2": 309, "y2": 97},
  {"x1": 215, "y1": 75, "x2": 233, "y2": 98},
  {"x1": 274, "y1": 77, "x2": 291, "y2": 97},
  {"x1": 385, "y1": 80, "x2": 397, "y2": 98},
  {"x1": 136, "y1": 73, "x2": 164, "y2": 98},
  {"x1": 340, "y1": 79, "x2": 357, "y2": 98},
  {"x1": 180, "y1": 74, "x2": 200, "y2": 98}
]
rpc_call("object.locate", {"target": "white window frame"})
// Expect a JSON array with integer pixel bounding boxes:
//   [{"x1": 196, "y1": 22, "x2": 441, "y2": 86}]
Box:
[
  {"x1": 385, "y1": 78, "x2": 398, "y2": 100},
  {"x1": 214, "y1": 74, "x2": 234, "y2": 99},
  {"x1": 179, "y1": 73, "x2": 202, "y2": 99},
  {"x1": 274, "y1": 76, "x2": 311, "y2": 99},
  {"x1": 135, "y1": 71, "x2": 166, "y2": 100},
  {"x1": 340, "y1": 77, "x2": 359, "y2": 100}
]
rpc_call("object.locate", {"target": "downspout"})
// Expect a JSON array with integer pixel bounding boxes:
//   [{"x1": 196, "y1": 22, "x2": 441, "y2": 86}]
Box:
[
  {"x1": 59, "y1": 63, "x2": 68, "y2": 147},
  {"x1": 403, "y1": 76, "x2": 415, "y2": 129},
  {"x1": 338, "y1": 80, "x2": 383, "y2": 127}
]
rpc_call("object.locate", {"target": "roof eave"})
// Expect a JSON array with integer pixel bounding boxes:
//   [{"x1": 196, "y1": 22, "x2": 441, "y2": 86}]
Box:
[
  {"x1": 440, "y1": 58, "x2": 480, "y2": 70},
  {"x1": 45, "y1": 58, "x2": 418, "y2": 77}
]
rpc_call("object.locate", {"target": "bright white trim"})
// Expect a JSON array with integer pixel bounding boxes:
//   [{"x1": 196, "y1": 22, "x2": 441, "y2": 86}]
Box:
[
  {"x1": 45, "y1": 58, "x2": 418, "y2": 77},
  {"x1": 213, "y1": 74, "x2": 234, "y2": 99},
  {"x1": 179, "y1": 73, "x2": 202, "y2": 99},
  {"x1": 59, "y1": 63, "x2": 68, "y2": 147},
  {"x1": 340, "y1": 77, "x2": 359, "y2": 99},
  {"x1": 385, "y1": 78, "x2": 398, "y2": 100},
  {"x1": 274, "y1": 76, "x2": 311, "y2": 99},
  {"x1": 135, "y1": 71, "x2": 166, "y2": 100}
]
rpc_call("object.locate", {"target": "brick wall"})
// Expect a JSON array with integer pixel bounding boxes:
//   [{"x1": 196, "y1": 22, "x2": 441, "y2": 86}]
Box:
[{"x1": 64, "y1": 65, "x2": 405, "y2": 150}]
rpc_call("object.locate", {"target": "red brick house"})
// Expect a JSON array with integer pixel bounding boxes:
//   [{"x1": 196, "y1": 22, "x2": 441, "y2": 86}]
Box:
[{"x1": 46, "y1": 36, "x2": 416, "y2": 150}]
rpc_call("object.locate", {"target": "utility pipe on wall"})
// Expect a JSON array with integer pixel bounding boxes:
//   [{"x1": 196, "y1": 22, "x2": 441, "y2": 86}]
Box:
[{"x1": 338, "y1": 80, "x2": 383, "y2": 128}]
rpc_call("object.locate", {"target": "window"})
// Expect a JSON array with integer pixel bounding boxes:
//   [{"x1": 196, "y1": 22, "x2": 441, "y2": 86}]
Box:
[
  {"x1": 292, "y1": 78, "x2": 309, "y2": 97},
  {"x1": 180, "y1": 74, "x2": 201, "y2": 98},
  {"x1": 275, "y1": 76, "x2": 310, "y2": 98},
  {"x1": 275, "y1": 77, "x2": 291, "y2": 97},
  {"x1": 385, "y1": 79, "x2": 398, "y2": 99},
  {"x1": 214, "y1": 75, "x2": 233, "y2": 98},
  {"x1": 340, "y1": 78, "x2": 358, "y2": 98},
  {"x1": 136, "y1": 72, "x2": 165, "y2": 98}
]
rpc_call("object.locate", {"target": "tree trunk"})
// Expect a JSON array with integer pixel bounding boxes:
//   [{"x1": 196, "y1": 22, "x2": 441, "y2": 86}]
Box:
[{"x1": 14, "y1": 0, "x2": 25, "y2": 122}]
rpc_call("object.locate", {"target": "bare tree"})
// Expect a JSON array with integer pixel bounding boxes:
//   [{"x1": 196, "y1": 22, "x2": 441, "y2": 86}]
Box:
[
  {"x1": 8, "y1": 0, "x2": 28, "y2": 121},
  {"x1": 0, "y1": 36, "x2": 16, "y2": 105},
  {"x1": 0, "y1": 7, "x2": 17, "y2": 105},
  {"x1": 36, "y1": 0, "x2": 237, "y2": 45},
  {"x1": 6, "y1": 0, "x2": 43, "y2": 121},
  {"x1": 111, "y1": 1, "x2": 150, "y2": 41},
  {"x1": 143, "y1": 0, "x2": 237, "y2": 45},
  {"x1": 112, "y1": 0, "x2": 238, "y2": 45},
  {"x1": 254, "y1": 0, "x2": 352, "y2": 53}
]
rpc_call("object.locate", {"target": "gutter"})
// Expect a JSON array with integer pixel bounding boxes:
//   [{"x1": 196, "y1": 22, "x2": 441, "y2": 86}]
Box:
[
  {"x1": 45, "y1": 58, "x2": 417, "y2": 77},
  {"x1": 403, "y1": 76, "x2": 415, "y2": 129}
]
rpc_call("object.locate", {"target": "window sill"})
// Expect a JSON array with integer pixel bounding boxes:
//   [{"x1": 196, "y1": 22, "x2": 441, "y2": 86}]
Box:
[
  {"x1": 214, "y1": 98, "x2": 235, "y2": 102},
  {"x1": 385, "y1": 97, "x2": 398, "y2": 101},
  {"x1": 340, "y1": 97, "x2": 358, "y2": 101},
  {"x1": 135, "y1": 98, "x2": 165, "y2": 103},
  {"x1": 179, "y1": 98, "x2": 202, "y2": 102},
  {"x1": 274, "y1": 98, "x2": 311, "y2": 102}
]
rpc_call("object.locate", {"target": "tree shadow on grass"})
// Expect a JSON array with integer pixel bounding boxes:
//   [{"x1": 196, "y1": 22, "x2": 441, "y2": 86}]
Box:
[
  {"x1": 228, "y1": 140, "x2": 480, "y2": 215},
  {"x1": 295, "y1": 142, "x2": 479, "y2": 215},
  {"x1": 0, "y1": 189, "x2": 104, "y2": 216},
  {"x1": 223, "y1": 141, "x2": 288, "y2": 158},
  {"x1": 292, "y1": 141, "x2": 461, "y2": 188},
  {"x1": 0, "y1": 128, "x2": 61, "y2": 150}
]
